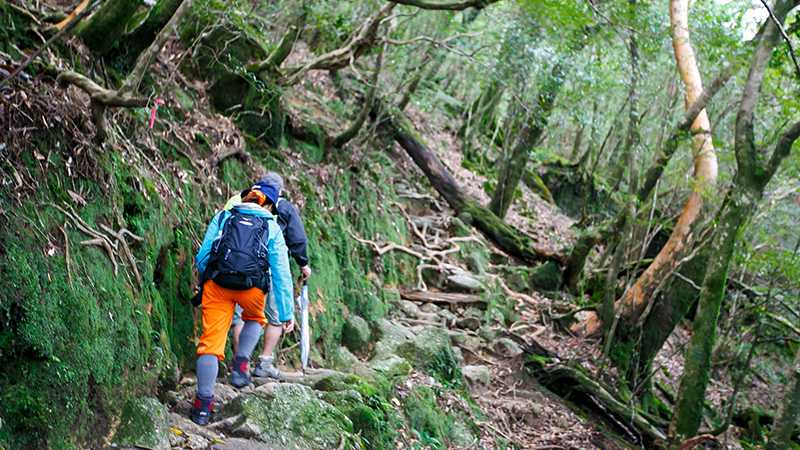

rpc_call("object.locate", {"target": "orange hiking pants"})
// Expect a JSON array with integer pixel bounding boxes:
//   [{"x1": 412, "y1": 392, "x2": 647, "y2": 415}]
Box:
[{"x1": 197, "y1": 280, "x2": 267, "y2": 360}]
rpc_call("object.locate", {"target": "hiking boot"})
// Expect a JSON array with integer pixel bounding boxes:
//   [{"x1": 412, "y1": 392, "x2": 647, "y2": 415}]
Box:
[
  {"x1": 229, "y1": 356, "x2": 251, "y2": 388},
  {"x1": 190, "y1": 396, "x2": 214, "y2": 426},
  {"x1": 253, "y1": 356, "x2": 280, "y2": 379}
]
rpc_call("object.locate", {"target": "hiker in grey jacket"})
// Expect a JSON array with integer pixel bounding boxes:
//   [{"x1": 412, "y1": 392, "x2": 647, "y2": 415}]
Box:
[{"x1": 226, "y1": 172, "x2": 311, "y2": 377}]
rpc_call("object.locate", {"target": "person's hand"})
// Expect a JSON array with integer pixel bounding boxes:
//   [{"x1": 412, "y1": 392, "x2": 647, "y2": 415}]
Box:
[
  {"x1": 301, "y1": 265, "x2": 312, "y2": 280},
  {"x1": 283, "y1": 319, "x2": 295, "y2": 333}
]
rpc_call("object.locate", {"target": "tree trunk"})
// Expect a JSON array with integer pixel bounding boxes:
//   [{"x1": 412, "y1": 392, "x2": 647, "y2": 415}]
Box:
[
  {"x1": 79, "y1": 0, "x2": 143, "y2": 55},
  {"x1": 768, "y1": 348, "x2": 800, "y2": 450},
  {"x1": 608, "y1": 30, "x2": 641, "y2": 193},
  {"x1": 489, "y1": 62, "x2": 564, "y2": 218},
  {"x1": 112, "y1": 0, "x2": 182, "y2": 65},
  {"x1": 386, "y1": 109, "x2": 563, "y2": 264},
  {"x1": 669, "y1": 195, "x2": 754, "y2": 442}
]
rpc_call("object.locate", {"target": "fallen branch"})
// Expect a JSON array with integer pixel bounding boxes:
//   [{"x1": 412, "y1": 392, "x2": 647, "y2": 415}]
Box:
[
  {"x1": 400, "y1": 290, "x2": 485, "y2": 305},
  {"x1": 679, "y1": 434, "x2": 718, "y2": 450}
]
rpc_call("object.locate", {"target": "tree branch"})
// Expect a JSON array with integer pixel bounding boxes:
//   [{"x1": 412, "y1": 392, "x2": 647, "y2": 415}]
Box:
[
  {"x1": 765, "y1": 119, "x2": 800, "y2": 180},
  {"x1": 280, "y1": 3, "x2": 395, "y2": 86},
  {"x1": 390, "y1": 0, "x2": 500, "y2": 10},
  {"x1": 331, "y1": 42, "x2": 386, "y2": 148},
  {"x1": 758, "y1": 0, "x2": 800, "y2": 80}
]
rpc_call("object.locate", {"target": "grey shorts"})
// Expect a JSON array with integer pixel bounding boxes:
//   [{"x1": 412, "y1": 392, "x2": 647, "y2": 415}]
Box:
[{"x1": 232, "y1": 288, "x2": 281, "y2": 326}]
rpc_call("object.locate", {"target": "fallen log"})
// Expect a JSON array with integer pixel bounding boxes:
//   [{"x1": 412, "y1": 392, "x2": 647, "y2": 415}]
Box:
[
  {"x1": 522, "y1": 338, "x2": 668, "y2": 447},
  {"x1": 384, "y1": 109, "x2": 564, "y2": 265},
  {"x1": 400, "y1": 290, "x2": 485, "y2": 305}
]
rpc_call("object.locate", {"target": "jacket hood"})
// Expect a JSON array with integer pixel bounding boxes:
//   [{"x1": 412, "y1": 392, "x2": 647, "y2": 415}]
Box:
[{"x1": 232, "y1": 202, "x2": 275, "y2": 218}]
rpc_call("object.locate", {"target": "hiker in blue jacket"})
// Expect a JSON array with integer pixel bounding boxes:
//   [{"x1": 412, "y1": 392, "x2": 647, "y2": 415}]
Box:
[
  {"x1": 226, "y1": 172, "x2": 311, "y2": 378},
  {"x1": 190, "y1": 183, "x2": 294, "y2": 425}
]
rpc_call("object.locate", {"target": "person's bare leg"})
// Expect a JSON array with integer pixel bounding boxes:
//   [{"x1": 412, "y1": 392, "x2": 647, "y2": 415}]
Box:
[
  {"x1": 260, "y1": 324, "x2": 282, "y2": 358},
  {"x1": 232, "y1": 323, "x2": 243, "y2": 356},
  {"x1": 253, "y1": 324, "x2": 282, "y2": 378}
]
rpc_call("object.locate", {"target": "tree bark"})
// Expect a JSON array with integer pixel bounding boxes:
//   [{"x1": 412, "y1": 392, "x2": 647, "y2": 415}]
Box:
[
  {"x1": 386, "y1": 110, "x2": 563, "y2": 264},
  {"x1": 669, "y1": 195, "x2": 754, "y2": 442},
  {"x1": 608, "y1": 30, "x2": 641, "y2": 193},
  {"x1": 79, "y1": 0, "x2": 142, "y2": 55},
  {"x1": 489, "y1": 63, "x2": 564, "y2": 218}
]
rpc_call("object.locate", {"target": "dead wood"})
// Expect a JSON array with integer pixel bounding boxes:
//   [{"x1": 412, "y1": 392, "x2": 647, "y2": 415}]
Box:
[{"x1": 400, "y1": 290, "x2": 486, "y2": 305}]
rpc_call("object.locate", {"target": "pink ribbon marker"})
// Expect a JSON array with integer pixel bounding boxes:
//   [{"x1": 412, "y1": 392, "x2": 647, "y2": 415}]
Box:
[{"x1": 149, "y1": 97, "x2": 165, "y2": 129}]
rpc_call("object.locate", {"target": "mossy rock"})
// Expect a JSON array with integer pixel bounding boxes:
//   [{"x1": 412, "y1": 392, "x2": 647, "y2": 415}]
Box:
[
  {"x1": 396, "y1": 327, "x2": 463, "y2": 386},
  {"x1": 530, "y1": 261, "x2": 562, "y2": 291},
  {"x1": 221, "y1": 384, "x2": 356, "y2": 449},
  {"x1": 341, "y1": 314, "x2": 371, "y2": 353},
  {"x1": 402, "y1": 385, "x2": 476, "y2": 448},
  {"x1": 320, "y1": 385, "x2": 400, "y2": 450},
  {"x1": 112, "y1": 397, "x2": 170, "y2": 450}
]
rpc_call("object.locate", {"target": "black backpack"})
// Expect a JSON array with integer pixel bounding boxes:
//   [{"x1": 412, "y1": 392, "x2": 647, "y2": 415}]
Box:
[{"x1": 205, "y1": 210, "x2": 271, "y2": 291}]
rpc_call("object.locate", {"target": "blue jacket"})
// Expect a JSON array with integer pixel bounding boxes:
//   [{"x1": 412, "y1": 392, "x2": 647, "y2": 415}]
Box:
[
  {"x1": 195, "y1": 203, "x2": 294, "y2": 322},
  {"x1": 225, "y1": 194, "x2": 309, "y2": 267}
]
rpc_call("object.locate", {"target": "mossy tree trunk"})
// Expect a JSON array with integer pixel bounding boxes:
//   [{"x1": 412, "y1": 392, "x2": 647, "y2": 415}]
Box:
[
  {"x1": 670, "y1": 0, "x2": 800, "y2": 442},
  {"x1": 79, "y1": 0, "x2": 143, "y2": 55},
  {"x1": 112, "y1": 0, "x2": 183, "y2": 66},
  {"x1": 670, "y1": 194, "x2": 754, "y2": 441},
  {"x1": 489, "y1": 62, "x2": 564, "y2": 218}
]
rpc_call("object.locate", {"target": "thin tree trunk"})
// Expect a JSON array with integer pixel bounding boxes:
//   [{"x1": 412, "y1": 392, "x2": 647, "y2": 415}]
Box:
[
  {"x1": 608, "y1": 30, "x2": 641, "y2": 192},
  {"x1": 669, "y1": 195, "x2": 754, "y2": 442},
  {"x1": 489, "y1": 62, "x2": 564, "y2": 218}
]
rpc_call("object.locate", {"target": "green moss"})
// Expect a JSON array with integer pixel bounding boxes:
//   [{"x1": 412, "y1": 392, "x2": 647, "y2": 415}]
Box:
[{"x1": 402, "y1": 385, "x2": 477, "y2": 449}]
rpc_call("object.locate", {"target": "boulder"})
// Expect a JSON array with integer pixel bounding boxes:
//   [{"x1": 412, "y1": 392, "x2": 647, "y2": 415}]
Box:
[
  {"x1": 455, "y1": 316, "x2": 481, "y2": 331},
  {"x1": 368, "y1": 354, "x2": 412, "y2": 377},
  {"x1": 397, "y1": 300, "x2": 421, "y2": 317},
  {"x1": 462, "y1": 365, "x2": 491, "y2": 386},
  {"x1": 342, "y1": 314, "x2": 371, "y2": 352},
  {"x1": 396, "y1": 327, "x2": 463, "y2": 385},
  {"x1": 374, "y1": 319, "x2": 415, "y2": 355},
  {"x1": 530, "y1": 261, "x2": 561, "y2": 291},
  {"x1": 419, "y1": 302, "x2": 441, "y2": 314},
  {"x1": 218, "y1": 383, "x2": 355, "y2": 449},
  {"x1": 113, "y1": 397, "x2": 170, "y2": 450},
  {"x1": 493, "y1": 337, "x2": 523, "y2": 358},
  {"x1": 446, "y1": 270, "x2": 485, "y2": 293}
]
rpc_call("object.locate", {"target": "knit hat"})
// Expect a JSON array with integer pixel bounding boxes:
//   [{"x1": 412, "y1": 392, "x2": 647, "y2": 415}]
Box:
[{"x1": 250, "y1": 181, "x2": 280, "y2": 205}]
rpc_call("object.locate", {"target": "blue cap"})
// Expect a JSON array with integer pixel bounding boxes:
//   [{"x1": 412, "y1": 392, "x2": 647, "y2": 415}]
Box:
[{"x1": 251, "y1": 182, "x2": 279, "y2": 205}]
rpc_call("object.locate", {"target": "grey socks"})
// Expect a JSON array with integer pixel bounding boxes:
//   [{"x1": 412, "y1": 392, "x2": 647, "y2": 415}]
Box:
[
  {"x1": 197, "y1": 320, "x2": 262, "y2": 399},
  {"x1": 236, "y1": 320, "x2": 263, "y2": 360},
  {"x1": 196, "y1": 354, "x2": 218, "y2": 400}
]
